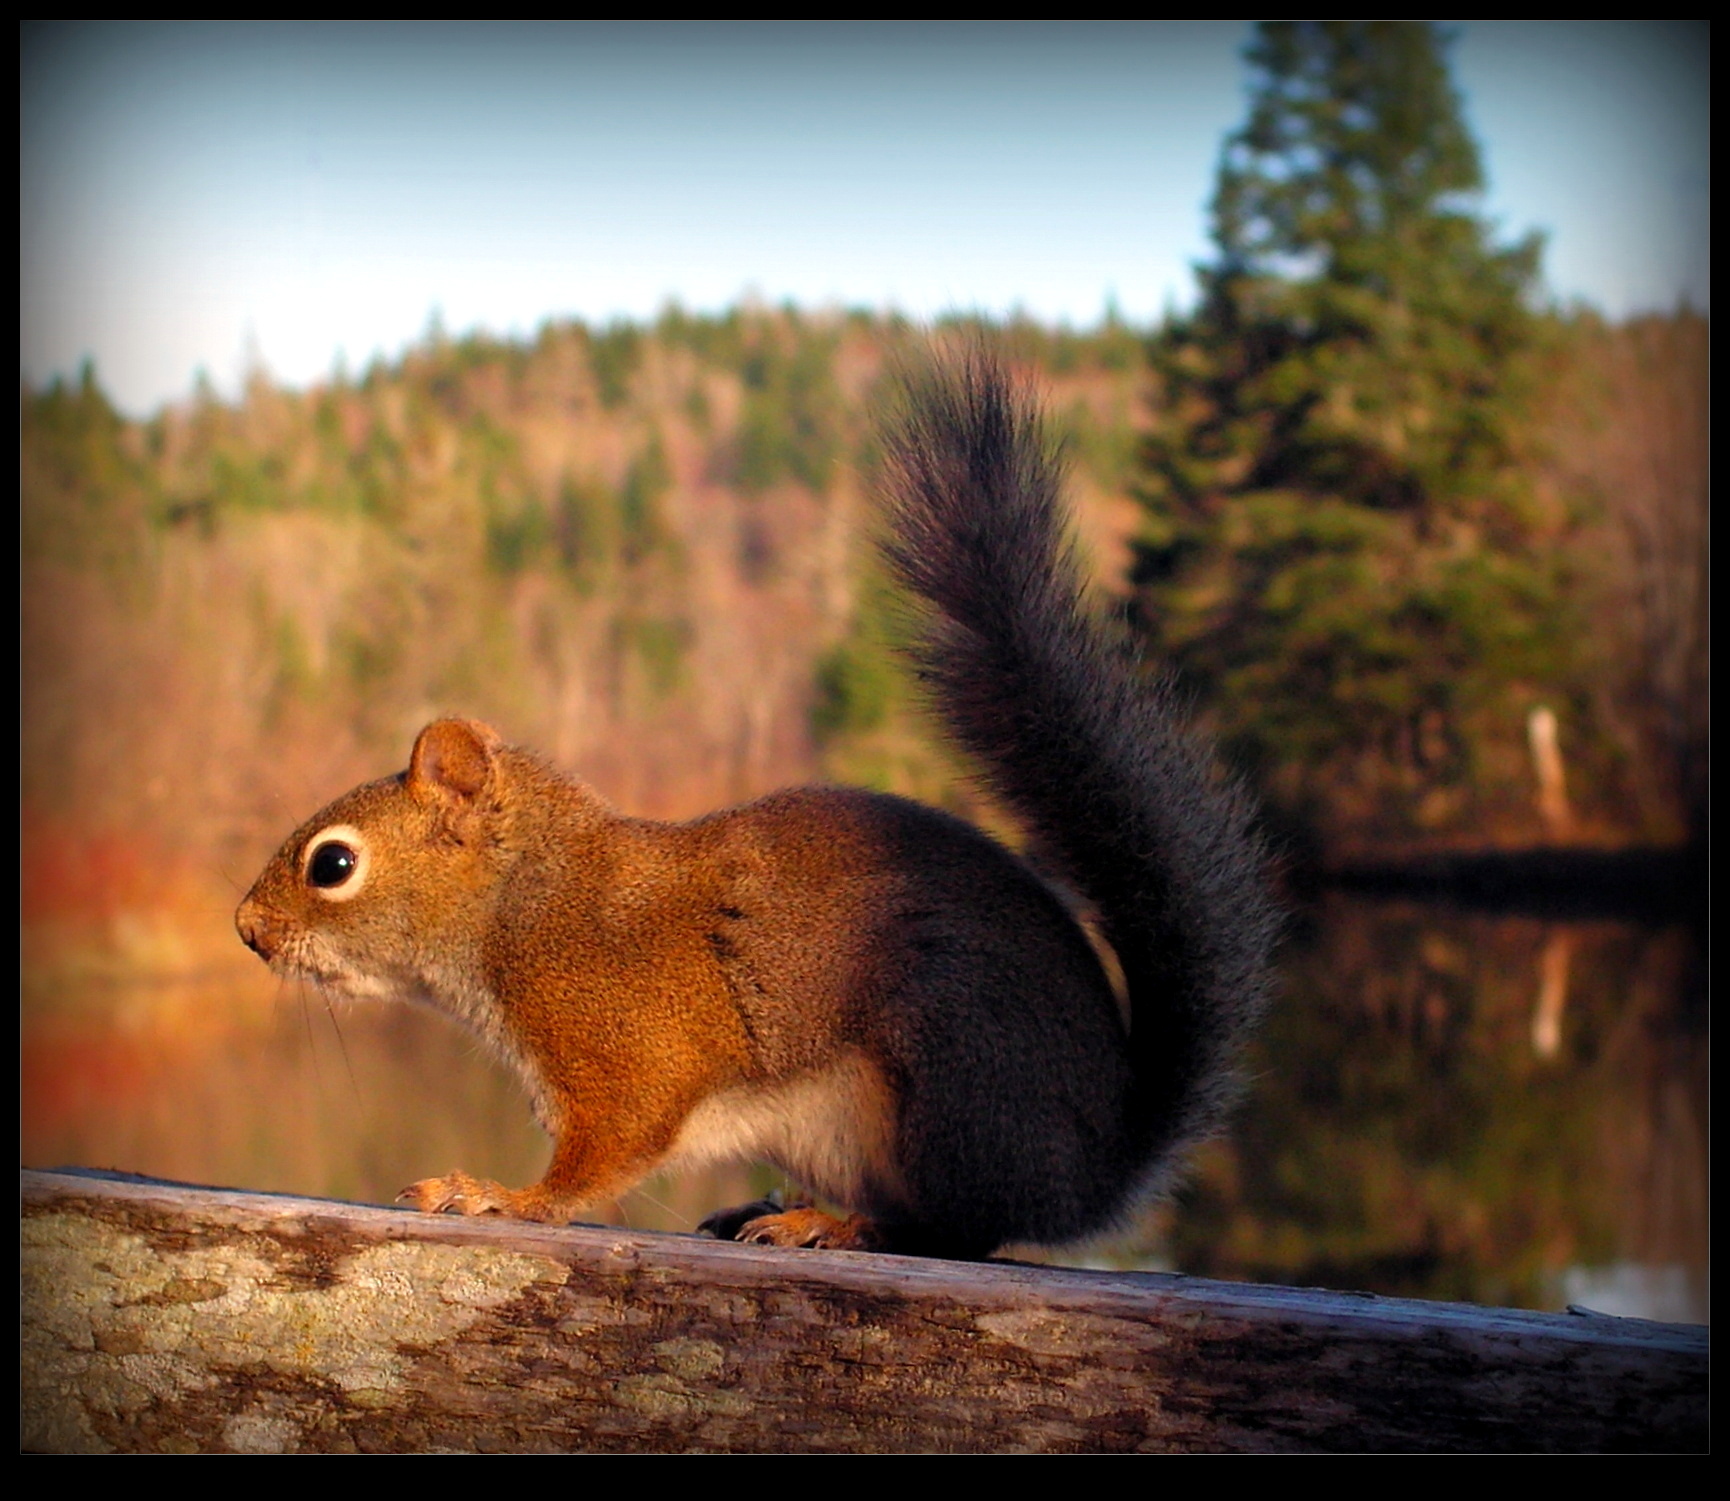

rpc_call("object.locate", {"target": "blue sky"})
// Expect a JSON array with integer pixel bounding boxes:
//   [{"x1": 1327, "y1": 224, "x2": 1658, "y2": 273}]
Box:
[{"x1": 21, "y1": 21, "x2": 1709, "y2": 418}]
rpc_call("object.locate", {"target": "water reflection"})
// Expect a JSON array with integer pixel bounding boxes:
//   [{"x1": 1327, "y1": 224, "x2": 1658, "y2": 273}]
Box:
[
  {"x1": 20, "y1": 965, "x2": 771, "y2": 1240},
  {"x1": 21, "y1": 891, "x2": 1706, "y2": 1323},
  {"x1": 1167, "y1": 893, "x2": 1706, "y2": 1323}
]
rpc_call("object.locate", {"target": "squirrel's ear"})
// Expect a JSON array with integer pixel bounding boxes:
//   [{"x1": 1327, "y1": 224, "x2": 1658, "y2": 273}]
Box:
[{"x1": 408, "y1": 718, "x2": 502, "y2": 807}]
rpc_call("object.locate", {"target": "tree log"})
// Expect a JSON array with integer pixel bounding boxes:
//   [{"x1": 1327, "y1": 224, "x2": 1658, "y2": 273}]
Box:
[{"x1": 22, "y1": 1168, "x2": 1705, "y2": 1453}]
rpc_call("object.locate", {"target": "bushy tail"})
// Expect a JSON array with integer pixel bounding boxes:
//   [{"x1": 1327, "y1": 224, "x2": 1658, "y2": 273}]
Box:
[{"x1": 879, "y1": 349, "x2": 1277, "y2": 1192}]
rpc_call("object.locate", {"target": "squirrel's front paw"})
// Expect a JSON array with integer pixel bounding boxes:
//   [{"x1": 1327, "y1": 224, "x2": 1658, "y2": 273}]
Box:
[{"x1": 399, "y1": 1170, "x2": 511, "y2": 1216}]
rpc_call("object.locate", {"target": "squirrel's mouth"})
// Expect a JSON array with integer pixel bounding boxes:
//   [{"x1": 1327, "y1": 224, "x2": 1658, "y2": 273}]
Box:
[{"x1": 256, "y1": 933, "x2": 387, "y2": 1001}]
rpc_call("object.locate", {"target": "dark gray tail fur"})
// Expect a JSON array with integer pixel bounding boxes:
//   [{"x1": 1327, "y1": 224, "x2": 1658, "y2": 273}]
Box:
[{"x1": 879, "y1": 348, "x2": 1277, "y2": 1199}]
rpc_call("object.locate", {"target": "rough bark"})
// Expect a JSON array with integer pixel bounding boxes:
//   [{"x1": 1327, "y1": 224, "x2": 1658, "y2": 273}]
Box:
[{"x1": 22, "y1": 1169, "x2": 1706, "y2": 1453}]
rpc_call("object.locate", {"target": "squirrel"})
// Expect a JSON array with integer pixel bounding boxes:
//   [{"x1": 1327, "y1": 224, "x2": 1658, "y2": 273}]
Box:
[{"x1": 235, "y1": 351, "x2": 1276, "y2": 1260}]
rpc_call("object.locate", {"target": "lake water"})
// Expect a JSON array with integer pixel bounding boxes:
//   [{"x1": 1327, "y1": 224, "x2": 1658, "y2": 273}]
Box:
[{"x1": 22, "y1": 892, "x2": 1706, "y2": 1324}]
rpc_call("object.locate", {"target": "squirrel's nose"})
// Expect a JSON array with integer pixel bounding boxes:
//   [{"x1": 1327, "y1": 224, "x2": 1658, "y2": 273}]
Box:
[{"x1": 235, "y1": 897, "x2": 274, "y2": 959}]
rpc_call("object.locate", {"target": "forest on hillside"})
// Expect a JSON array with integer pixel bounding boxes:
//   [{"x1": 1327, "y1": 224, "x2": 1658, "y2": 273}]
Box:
[
  {"x1": 20, "y1": 295, "x2": 1706, "y2": 972},
  {"x1": 21, "y1": 308, "x2": 1137, "y2": 961}
]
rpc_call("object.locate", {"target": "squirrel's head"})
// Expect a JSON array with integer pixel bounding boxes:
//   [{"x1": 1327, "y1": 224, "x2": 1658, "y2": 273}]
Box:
[{"x1": 235, "y1": 718, "x2": 518, "y2": 999}]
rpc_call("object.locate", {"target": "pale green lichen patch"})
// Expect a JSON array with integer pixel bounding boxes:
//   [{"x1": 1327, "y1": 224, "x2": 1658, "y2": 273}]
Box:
[
  {"x1": 222, "y1": 1407, "x2": 302, "y2": 1454},
  {"x1": 975, "y1": 1308, "x2": 1163, "y2": 1360},
  {"x1": 651, "y1": 1336, "x2": 726, "y2": 1381},
  {"x1": 22, "y1": 1208, "x2": 567, "y2": 1452},
  {"x1": 614, "y1": 1372, "x2": 754, "y2": 1422}
]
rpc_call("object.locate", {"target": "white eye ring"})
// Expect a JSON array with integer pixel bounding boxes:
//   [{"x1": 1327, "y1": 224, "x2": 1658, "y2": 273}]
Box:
[{"x1": 302, "y1": 824, "x2": 372, "y2": 902}]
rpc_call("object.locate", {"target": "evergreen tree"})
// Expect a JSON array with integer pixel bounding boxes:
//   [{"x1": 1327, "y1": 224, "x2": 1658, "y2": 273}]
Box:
[{"x1": 1137, "y1": 22, "x2": 1561, "y2": 840}]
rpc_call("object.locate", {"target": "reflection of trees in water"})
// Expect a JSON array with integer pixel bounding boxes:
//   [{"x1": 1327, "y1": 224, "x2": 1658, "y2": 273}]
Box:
[
  {"x1": 22, "y1": 900, "x2": 1705, "y2": 1321},
  {"x1": 1171, "y1": 895, "x2": 1705, "y2": 1319}
]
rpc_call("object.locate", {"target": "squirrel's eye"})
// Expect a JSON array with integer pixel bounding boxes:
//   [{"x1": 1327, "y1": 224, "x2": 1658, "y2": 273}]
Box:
[{"x1": 308, "y1": 841, "x2": 359, "y2": 888}]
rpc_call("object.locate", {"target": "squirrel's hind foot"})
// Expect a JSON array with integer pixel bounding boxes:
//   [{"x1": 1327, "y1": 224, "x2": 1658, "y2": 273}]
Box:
[
  {"x1": 696, "y1": 1197, "x2": 786, "y2": 1241},
  {"x1": 699, "y1": 1200, "x2": 884, "y2": 1252}
]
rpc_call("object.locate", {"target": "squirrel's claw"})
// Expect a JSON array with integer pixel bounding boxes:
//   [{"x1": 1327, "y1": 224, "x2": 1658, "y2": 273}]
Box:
[{"x1": 399, "y1": 1170, "x2": 509, "y2": 1216}]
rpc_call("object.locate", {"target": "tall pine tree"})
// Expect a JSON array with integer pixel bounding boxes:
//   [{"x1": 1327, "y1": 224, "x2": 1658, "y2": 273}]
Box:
[{"x1": 1137, "y1": 22, "x2": 1562, "y2": 842}]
